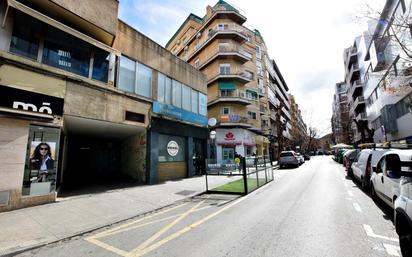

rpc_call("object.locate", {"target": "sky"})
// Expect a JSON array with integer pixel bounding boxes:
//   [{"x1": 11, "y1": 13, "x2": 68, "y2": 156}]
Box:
[{"x1": 119, "y1": 0, "x2": 386, "y2": 137}]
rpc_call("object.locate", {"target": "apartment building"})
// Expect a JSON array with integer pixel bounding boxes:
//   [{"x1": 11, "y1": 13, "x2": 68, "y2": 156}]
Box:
[
  {"x1": 331, "y1": 82, "x2": 351, "y2": 144},
  {"x1": 166, "y1": 0, "x2": 291, "y2": 162},
  {"x1": 288, "y1": 94, "x2": 307, "y2": 150},
  {"x1": 343, "y1": 33, "x2": 370, "y2": 144},
  {"x1": 363, "y1": 0, "x2": 412, "y2": 144},
  {"x1": 0, "y1": 0, "x2": 207, "y2": 211}
]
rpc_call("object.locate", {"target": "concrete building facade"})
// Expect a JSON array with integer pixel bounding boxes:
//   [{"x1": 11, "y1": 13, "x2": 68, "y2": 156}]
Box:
[
  {"x1": 331, "y1": 82, "x2": 351, "y2": 144},
  {"x1": 0, "y1": 0, "x2": 207, "y2": 211},
  {"x1": 166, "y1": 0, "x2": 292, "y2": 162}
]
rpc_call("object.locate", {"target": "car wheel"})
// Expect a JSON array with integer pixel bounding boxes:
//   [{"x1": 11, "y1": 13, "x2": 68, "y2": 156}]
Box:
[{"x1": 400, "y1": 234, "x2": 412, "y2": 257}]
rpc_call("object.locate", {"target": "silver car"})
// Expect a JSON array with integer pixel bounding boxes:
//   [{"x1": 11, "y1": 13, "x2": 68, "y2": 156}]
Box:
[{"x1": 279, "y1": 151, "x2": 299, "y2": 168}]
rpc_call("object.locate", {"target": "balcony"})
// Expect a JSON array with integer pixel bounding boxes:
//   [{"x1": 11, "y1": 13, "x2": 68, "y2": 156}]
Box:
[
  {"x1": 198, "y1": 44, "x2": 252, "y2": 70},
  {"x1": 347, "y1": 46, "x2": 358, "y2": 69},
  {"x1": 350, "y1": 96, "x2": 366, "y2": 113},
  {"x1": 207, "y1": 90, "x2": 253, "y2": 107},
  {"x1": 260, "y1": 104, "x2": 267, "y2": 114},
  {"x1": 281, "y1": 106, "x2": 291, "y2": 121},
  {"x1": 348, "y1": 63, "x2": 360, "y2": 82},
  {"x1": 217, "y1": 114, "x2": 253, "y2": 128},
  {"x1": 258, "y1": 86, "x2": 265, "y2": 97},
  {"x1": 349, "y1": 79, "x2": 362, "y2": 98},
  {"x1": 355, "y1": 112, "x2": 367, "y2": 121},
  {"x1": 207, "y1": 68, "x2": 253, "y2": 85},
  {"x1": 186, "y1": 24, "x2": 249, "y2": 62}
]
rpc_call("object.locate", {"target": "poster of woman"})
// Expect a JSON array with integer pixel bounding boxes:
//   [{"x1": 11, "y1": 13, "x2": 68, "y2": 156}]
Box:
[{"x1": 30, "y1": 141, "x2": 56, "y2": 182}]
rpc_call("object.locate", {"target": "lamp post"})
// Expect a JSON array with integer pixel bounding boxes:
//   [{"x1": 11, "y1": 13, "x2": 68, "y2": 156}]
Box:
[{"x1": 209, "y1": 130, "x2": 216, "y2": 160}]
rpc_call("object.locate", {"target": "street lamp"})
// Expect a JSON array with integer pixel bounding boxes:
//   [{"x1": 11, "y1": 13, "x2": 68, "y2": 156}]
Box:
[{"x1": 209, "y1": 130, "x2": 216, "y2": 160}]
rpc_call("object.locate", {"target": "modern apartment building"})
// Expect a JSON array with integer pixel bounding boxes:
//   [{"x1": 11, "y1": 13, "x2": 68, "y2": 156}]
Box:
[
  {"x1": 363, "y1": 0, "x2": 412, "y2": 143},
  {"x1": 343, "y1": 34, "x2": 370, "y2": 144},
  {"x1": 166, "y1": 0, "x2": 291, "y2": 162},
  {"x1": 331, "y1": 82, "x2": 351, "y2": 144},
  {"x1": 0, "y1": 0, "x2": 208, "y2": 211}
]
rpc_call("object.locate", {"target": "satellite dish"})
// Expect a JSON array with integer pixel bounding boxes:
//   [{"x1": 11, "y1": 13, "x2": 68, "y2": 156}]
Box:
[{"x1": 208, "y1": 118, "x2": 217, "y2": 127}]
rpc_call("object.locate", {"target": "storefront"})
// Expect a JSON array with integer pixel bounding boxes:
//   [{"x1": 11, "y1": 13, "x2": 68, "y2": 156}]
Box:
[
  {"x1": 214, "y1": 128, "x2": 257, "y2": 164},
  {"x1": 147, "y1": 101, "x2": 209, "y2": 184},
  {"x1": 0, "y1": 81, "x2": 64, "y2": 211}
]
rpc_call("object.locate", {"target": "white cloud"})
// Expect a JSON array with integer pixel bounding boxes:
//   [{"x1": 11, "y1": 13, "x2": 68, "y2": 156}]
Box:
[{"x1": 120, "y1": 0, "x2": 387, "y2": 137}]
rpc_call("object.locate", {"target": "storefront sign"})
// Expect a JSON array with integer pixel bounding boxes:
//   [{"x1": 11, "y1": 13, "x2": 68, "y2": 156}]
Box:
[
  {"x1": 167, "y1": 140, "x2": 179, "y2": 156},
  {"x1": 0, "y1": 85, "x2": 64, "y2": 115},
  {"x1": 224, "y1": 132, "x2": 235, "y2": 140},
  {"x1": 152, "y1": 101, "x2": 208, "y2": 126}
]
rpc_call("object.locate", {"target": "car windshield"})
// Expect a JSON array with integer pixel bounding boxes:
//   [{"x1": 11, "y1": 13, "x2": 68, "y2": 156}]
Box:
[{"x1": 280, "y1": 152, "x2": 294, "y2": 157}]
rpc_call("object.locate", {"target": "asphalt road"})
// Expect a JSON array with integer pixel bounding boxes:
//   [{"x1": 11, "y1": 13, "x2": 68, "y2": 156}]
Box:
[{"x1": 16, "y1": 156, "x2": 401, "y2": 257}]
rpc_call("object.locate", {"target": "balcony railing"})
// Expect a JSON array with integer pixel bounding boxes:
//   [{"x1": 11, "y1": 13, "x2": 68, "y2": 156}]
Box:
[
  {"x1": 208, "y1": 90, "x2": 254, "y2": 106},
  {"x1": 218, "y1": 114, "x2": 253, "y2": 127},
  {"x1": 350, "y1": 96, "x2": 365, "y2": 113},
  {"x1": 186, "y1": 23, "x2": 249, "y2": 61},
  {"x1": 197, "y1": 44, "x2": 252, "y2": 69},
  {"x1": 208, "y1": 68, "x2": 253, "y2": 84}
]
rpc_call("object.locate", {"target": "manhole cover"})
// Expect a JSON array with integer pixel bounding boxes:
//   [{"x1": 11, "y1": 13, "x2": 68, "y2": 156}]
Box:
[{"x1": 175, "y1": 190, "x2": 196, "y2": 196}]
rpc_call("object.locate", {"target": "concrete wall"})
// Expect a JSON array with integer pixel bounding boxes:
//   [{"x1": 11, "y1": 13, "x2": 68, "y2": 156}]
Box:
[
  {"x1": 114, "y1": 20, "x2": 207, "y2": 94},
  {"x1": 49, "y1": 0, "x2": 118, "y2": 37},
  {"x1": 120, "y1": 131, "x2": 147, "y2": 182},
  {"x1": 64, "y1": 82, "x2": 151, "y2": 127}
]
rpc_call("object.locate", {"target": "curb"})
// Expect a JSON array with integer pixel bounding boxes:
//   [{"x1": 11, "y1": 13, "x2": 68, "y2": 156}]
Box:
[{"x1": 0, "y1": 191, "x2": 206, "y2": 257}]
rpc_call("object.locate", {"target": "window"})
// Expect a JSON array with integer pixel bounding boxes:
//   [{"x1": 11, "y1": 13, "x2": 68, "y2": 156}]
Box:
[
  {"x1": 222, "y1": 107, "x2": 230, "y2": 115},
  {"x1": 172, "y1": 80, "x2": 182, "y2": 108},
  {"x1": 217, "y1": 24, "x2": 228, "y2": 31},
  {"x1": 248, "y1": 111, "x2": 257, "y2": 120},
  {"x1": 118, "y1": 56, "x2": 136, "y2": 93},
  {"x1": 256, "y1": 45, "x2": 262, "y2": 59},
  {"x1": 158, "y1": 134, "x2": 186, "y2": 162},
  {"x1": 10, "y1": 12, "x2": 41, "y2": 60},
  {"x1": 42, "y1": 26, "x2": 91, "y2": 77},
  {"x1": 136, "y1": 63, "x2": 152, "y2": 98},
  {"x1": 92, "y1": 48, "x2": 110, "y2": 82},
  {"x1": 219, "y1": 43, "x2": 229, "y2": 51},
  {"x1": 165, "y1": 76, "x2": 172, "y2": 104},
  {"x1": 199, "y1": 93, "x2": 207, "y2": 116},
  {"x1": 220, "y1": 64, "x2": 231, "y2": 75},
  {"x1": 182, "y1": 84, "x2": 191, "y2": 111},
  {"x1": 157, "y1": 73, "x2": 166, "y2": 103},
  {"x1": 194, "y1": 59, "x2": 200, "y2": 68},
  {"x1": 191, "y1": 90, "x2": 198, "y2": 113}
]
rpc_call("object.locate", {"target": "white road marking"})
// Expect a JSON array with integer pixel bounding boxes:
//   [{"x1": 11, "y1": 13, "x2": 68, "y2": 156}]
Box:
[
  {"x1": 383, "y1": 243, "x2": 401, "y2": 256},
  {"x1": 347, "y1": 190, "x2": 354, "y2": 197},
  {"x1": 353, "y1": 203, "x2": 362, "y2": 212},
  {"x1": 363, "y1": 225, "x2": 399, "y2": 242}
]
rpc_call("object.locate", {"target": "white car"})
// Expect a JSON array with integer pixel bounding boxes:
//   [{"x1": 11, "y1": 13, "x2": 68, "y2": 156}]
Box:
[
  {"x1": 296, "y1": 153, "x2": 305, "y2": 165},
  {"x1": 370, "y1": 150, "x2": 407, "y2": 209},
  {"x1": 352, "y1": 148, "x2": 388, "y2": 191},
  {"x1": 278, "y1": 151, "x2": 299, "y2": 168}
]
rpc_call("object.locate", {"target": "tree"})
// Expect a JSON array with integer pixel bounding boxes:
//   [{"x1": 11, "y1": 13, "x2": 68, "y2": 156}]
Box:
[{"x1": 306, "y1": 127, "x2": 318, "y2": 153}]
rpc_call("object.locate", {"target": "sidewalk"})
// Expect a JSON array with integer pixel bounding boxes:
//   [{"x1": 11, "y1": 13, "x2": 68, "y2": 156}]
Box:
[{"x1": 0, "y1": 176, "x2": 223, "y2": 256}]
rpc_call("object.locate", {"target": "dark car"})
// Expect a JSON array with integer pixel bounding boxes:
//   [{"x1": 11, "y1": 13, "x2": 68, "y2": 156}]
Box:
[
  {"x1": 303, "y1": 154, "x2": 311, "y2": 160},
  {"x1": 343, "y1": 149, "x2": 360, "y2": 177}
]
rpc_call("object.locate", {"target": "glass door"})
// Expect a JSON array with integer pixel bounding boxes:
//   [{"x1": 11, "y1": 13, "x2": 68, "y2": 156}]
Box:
[{"x1": 222, "y1": 147, "x2": 234, "y2": 164}]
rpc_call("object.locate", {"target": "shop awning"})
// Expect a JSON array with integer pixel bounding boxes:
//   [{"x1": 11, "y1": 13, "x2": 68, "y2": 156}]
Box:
[{"x1": 218, "y1": 81, "x2": 236, "y2": 90}]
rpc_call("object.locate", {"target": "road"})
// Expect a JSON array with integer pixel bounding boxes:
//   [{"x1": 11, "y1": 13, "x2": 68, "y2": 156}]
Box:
[{"x1": 16, "y1": 156, "x2": 401, "y2": 257}]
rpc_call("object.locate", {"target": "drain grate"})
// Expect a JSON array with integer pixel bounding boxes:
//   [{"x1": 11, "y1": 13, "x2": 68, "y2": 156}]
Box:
[{"x1": 175, "y1": 190, "x2": 196, "y2": 196}]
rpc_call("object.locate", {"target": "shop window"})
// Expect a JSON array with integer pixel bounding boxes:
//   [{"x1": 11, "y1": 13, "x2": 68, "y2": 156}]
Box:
[
  {"x1": 42, "y1": 26, "x2": 91, "y2": 77},
  {"x1": 118, "y1": 56, "x2": 136, "y2": 93},
  {"x1": 22, "y1": 125, "x2": 61, "y2": 196},
  {"x1": 92, "y1": 48, "x2": 110, "y2": 83},
  {"x1": 158, "y1": 73, "x2": 166, "y2": 103},
  {"x1": 182, "y1": 84, "x2": 191, "y2": 111},
  {"x1": 199, "y1": 93, "x2": 207, "y2": 116},
  {"x1": 191, "y1": 90, "x2": 198, "y2": 113},
  {"x1": 9, "y1": 12, "x2": 41, "y2": 60},
  {"x1": 158, "y1": 134, "x2": 186, "y2": 162},
  {"x1": 165, "y1": 76, "x2": 172, "y2": 104}
]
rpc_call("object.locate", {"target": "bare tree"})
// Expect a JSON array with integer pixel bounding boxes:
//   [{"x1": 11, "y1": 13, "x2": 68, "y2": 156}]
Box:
[{"x1": 306, "y1": 127, "x2": 318, "y2": 153}]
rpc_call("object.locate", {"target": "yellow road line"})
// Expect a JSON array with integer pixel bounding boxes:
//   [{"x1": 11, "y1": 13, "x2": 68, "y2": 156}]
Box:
[
  {"x1": 129, "y1": 198, "x2": 208, "y2": 256},
  {"x1": 85, "y1": 237, "x2": 129, "y2": 257},
  {"x1": 131, "y1": 196, "x2": 246, "y2": 257},
  {"x1": 87, "y1": 203, "x2": 189, "y2": 240}
]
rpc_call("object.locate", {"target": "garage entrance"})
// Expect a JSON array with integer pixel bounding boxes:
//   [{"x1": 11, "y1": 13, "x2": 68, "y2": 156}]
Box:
[{"x1": 59, "y1": 116, "x2": 147, "y2": 196}]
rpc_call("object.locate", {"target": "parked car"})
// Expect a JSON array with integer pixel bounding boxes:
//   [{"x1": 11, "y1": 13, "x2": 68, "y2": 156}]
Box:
[
  {"x1": 343, "y1": 149, "x2": 360, "y2": 177},
  {"x1": 303, "y1": 154, "x2": 311, "y2": 161},
  {"x1": 352, "y1": 148, "x2": 388, "y2": 191},
  {"x1": 296, "y1": 153, "x2": 305, "y2": 165},
  {"x1": 336, "y1": 149, "x2": 350, "y2": 164},
  {"x1": 278, "y1": 151, "x2": 299, "y2": 168},
  {"x1": 392, "y1": 149, "x2": 412, "y2": 257},
  {"x1": 371, "y1": 150, "x2": 412, "y2": 209}
]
